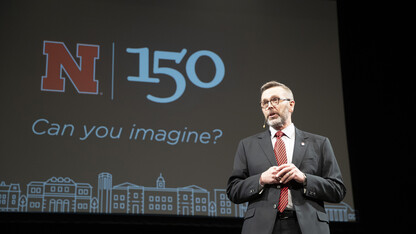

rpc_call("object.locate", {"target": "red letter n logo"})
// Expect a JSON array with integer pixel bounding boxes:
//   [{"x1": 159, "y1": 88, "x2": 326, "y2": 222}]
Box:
[{"x1": 41, "y1": 41, "x2": 100, "y2": 94}]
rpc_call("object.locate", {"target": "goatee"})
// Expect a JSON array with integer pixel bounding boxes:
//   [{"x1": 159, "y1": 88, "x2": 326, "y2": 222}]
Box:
[{"x1": 267, "y1": 116, "x2": 286, "y2": 129}]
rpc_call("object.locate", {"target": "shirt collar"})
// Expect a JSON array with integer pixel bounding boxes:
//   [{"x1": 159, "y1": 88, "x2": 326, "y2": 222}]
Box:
[{"x1": 269, "y1": 123, "x2": 295, "y2": 139}]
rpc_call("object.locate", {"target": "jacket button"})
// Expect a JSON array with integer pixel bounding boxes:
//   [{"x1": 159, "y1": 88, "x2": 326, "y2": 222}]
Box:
[{"x1": 273, "y1": 204, "x2": 277, "y2": 209}]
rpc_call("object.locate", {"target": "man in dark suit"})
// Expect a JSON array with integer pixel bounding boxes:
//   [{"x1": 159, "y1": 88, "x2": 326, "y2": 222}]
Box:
[{"x1": 227, "y1": 81, "x2": 346, "y2": 234}]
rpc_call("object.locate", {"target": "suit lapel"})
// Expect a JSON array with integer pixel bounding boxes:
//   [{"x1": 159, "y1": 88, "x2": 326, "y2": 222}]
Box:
[
  {"x1": 257, "y1": 130, "x2": 278, "y2": 166},
  {"x1": 292, "y1": 128, "x2": 308, "y2": 168}
]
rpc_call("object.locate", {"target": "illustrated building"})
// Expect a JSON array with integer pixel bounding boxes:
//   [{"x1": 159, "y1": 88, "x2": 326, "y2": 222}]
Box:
[
  {"x1": 27, "y1": 181, "x2": 44, "y2": 212},
  {"x1": 180, "y1": 185, "x2": 209, "y2": 216},
  {"x1": 43, "y1": 177, "x2": 74, "y2": 212},
  {"x1": 144, "y1": 174, "x2": 177, "y2": 215},
  {"x1": 112, "y1": 182, "x2": 143, "y2": 214},
  {"x1": 0, "y1": 173, "x2": 355, "y2": 222},
  {"x1": 214, "y1": 189, "x2": 235, "y2": 217},
  {"x1": 76, "y1": 183, "x2": 94, "y2": 213},
  {"x1": 98, "y1": 172, "x2": 112, "y2": 213},
  {"x1": 102, "y1": 173, "x2": 232, "y2": 217},
  {"x1": 325, "y1": 202, "x2": 356, "y2": 222},
  {"x1": 25, "y1": 177, "x2": 94, "y2": 213},
  {"x1": 0, "y1": 181, "x2": 21, "y2": 212}
]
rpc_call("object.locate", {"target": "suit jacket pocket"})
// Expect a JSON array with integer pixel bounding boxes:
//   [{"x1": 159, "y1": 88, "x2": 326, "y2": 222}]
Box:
[
  {"x1": 244, "y1": 208, "x2": 255, "y2": 220},
  {"x1": 316, "y1": 211, "x2": 329, "y2": 223}
]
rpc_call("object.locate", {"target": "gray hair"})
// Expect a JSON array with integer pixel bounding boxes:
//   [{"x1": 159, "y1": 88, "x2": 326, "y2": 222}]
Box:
[{"x1": 260, "y1": 81, "x2": 294, "y2": 100}]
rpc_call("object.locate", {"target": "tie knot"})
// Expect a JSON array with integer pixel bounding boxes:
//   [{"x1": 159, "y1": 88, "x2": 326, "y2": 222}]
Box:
[{"x1": 275, "y1": 131, "x2": 284, "y2": 139}]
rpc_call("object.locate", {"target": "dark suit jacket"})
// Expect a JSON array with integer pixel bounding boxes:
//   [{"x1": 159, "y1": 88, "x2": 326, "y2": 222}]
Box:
[{"x1": 227, "y1": 128, "x2": 346, "y2": 234}]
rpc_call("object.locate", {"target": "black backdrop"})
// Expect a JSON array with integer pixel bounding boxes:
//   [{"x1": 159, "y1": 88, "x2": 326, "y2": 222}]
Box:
[
  {"x1": 1, "y1": 0, "x2": 414, "y2": 233},
  {"x1": 337, "y1": 0, "x2": 413, "y2": 233}
]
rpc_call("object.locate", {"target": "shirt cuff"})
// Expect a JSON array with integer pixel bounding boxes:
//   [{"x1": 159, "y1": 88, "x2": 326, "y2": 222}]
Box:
[{"x1": 259, "y1": 178, "x2": 265, "y2": 194}]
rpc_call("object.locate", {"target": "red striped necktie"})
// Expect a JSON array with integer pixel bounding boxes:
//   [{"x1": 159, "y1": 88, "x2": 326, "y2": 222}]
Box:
[{"x1": 274, "y1": 130, "x2": 288, "y2": 213}]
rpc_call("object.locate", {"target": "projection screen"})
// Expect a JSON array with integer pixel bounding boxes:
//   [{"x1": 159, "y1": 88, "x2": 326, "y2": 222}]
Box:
[{"x1": 0, "y1": 0, "x2": 355, "y2": 222}]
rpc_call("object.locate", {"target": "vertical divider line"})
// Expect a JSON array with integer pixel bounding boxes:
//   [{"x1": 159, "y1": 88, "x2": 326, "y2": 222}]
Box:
[{"x1": 111, "y1": 42, "x2": 115, "y2": 100}]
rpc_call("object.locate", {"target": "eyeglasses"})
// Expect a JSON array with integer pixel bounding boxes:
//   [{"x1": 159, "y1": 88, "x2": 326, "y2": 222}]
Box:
[{"x1": 260, "y1": 97, "x2": 291, "y2": 109}]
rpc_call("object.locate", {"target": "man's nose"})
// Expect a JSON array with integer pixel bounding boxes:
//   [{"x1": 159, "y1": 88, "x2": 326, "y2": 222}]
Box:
[{"x1": 266, "y1": 102, "x2": 274, "y2": 109}]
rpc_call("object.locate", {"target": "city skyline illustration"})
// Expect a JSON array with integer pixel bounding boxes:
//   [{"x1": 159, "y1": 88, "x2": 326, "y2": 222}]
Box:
[{"x1": 0, "y1": 172, "x2": 355, "y2": 222}]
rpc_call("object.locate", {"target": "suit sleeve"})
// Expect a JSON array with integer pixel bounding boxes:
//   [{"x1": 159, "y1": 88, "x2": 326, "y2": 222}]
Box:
[
  {"x1": 226, "y1": 140, "x2": 263, "y2": 204},
  {"x1": 303, "y1": 138, "x2": 346, "y2": 203}
]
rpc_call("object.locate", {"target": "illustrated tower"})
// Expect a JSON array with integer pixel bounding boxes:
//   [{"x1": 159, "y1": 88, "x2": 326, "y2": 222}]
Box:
[
  {"x1": 156, "y1": 173, "x2": 165, "y2": 188},
  {"x1": 98, "y1": 172, "x2": 112, "y2": 213}
]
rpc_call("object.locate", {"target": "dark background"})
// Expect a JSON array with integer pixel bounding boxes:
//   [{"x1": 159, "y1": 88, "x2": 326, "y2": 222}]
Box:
[
  {"x1": 1, "y1": 0, "x2": 414, "y2": 233},
  {"x1": 337, "y1": 0, "x2": 413, "y2": 233}
]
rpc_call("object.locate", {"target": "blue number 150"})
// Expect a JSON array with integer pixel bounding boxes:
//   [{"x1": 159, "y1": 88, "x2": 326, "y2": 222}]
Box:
[{"x1": 126, "y1": 47, "x2": 225, "y2": 103}]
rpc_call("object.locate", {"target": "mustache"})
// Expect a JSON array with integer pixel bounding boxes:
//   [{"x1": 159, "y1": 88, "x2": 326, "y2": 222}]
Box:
[{"x1": 267, "y1": 111, "x2": 280, "y2": 118}]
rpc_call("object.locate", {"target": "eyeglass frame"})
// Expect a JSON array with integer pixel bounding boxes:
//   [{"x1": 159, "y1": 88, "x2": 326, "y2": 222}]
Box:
[{"x1": 260, "y1": 97, "x2": 292, "y2": 109}]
